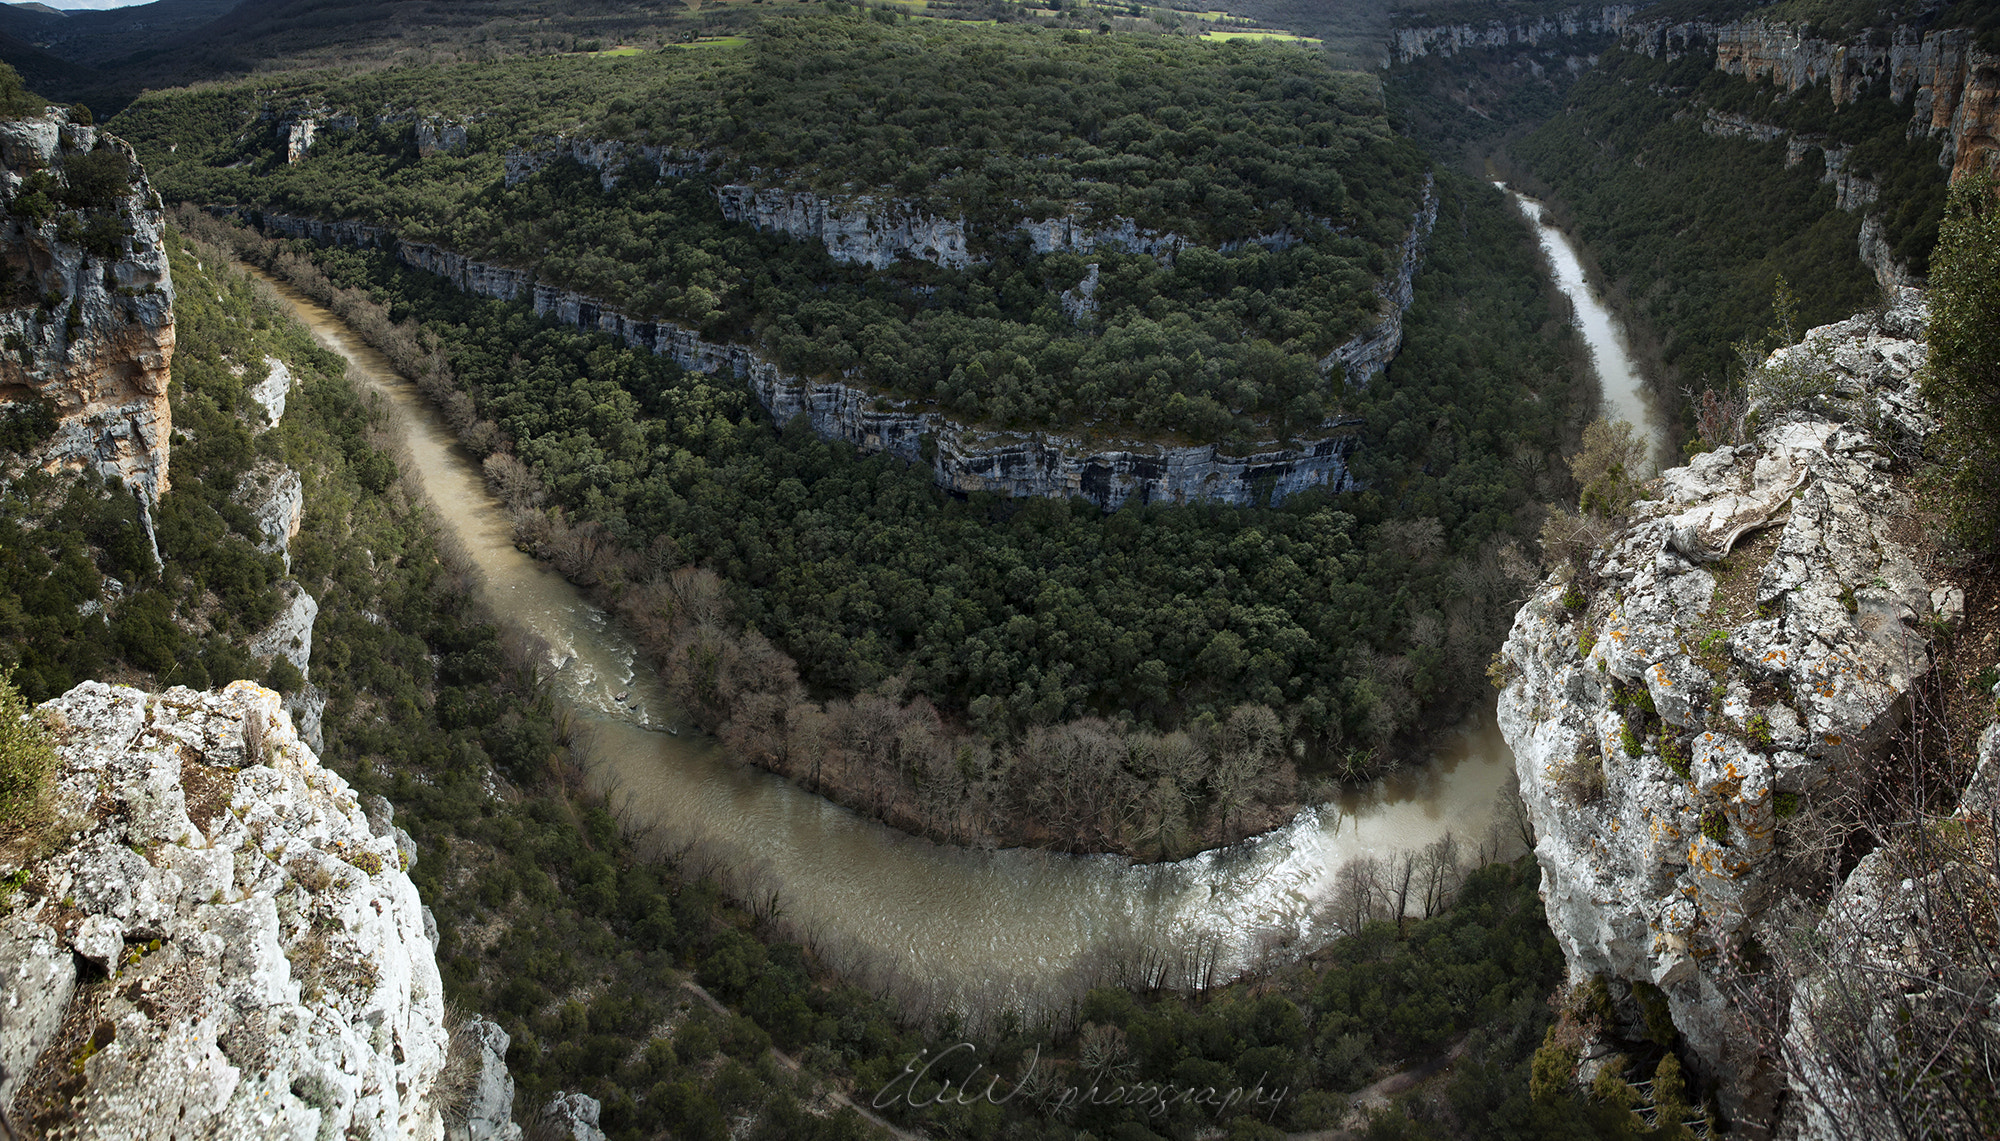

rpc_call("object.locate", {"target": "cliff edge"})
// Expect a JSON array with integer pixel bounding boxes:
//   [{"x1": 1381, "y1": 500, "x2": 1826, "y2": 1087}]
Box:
[
  {"x1": 0, "y1": 108, "x2": 174, "y2": 504},
  {"x1": 1494, "y1": 292, "x2": 1994, "y2": 1132},
  {"x1": 0, "y1": 680, "x2": 451, "y2": 1139}
]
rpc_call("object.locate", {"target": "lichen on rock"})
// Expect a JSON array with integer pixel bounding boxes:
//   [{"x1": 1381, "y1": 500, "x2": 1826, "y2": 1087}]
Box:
[
  {"x1": 1496, "y1": 291, "x2": 1955, "y2": 1130},
  {"x1": 0, "y1": 680, "x2": 453, "y2": 1139}
]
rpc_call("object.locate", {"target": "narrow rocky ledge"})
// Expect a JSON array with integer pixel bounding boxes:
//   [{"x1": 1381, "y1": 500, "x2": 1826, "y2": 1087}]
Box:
[
  {"x1": 0, "y1": 681, "x2": 452, "y2": 1139},
  {"x1": 1495, "y1": 293, "x2": 1956, "y2": 1129},
  {"x1": 258, "y1": 176, "x2": 1439, "y2": 509}
]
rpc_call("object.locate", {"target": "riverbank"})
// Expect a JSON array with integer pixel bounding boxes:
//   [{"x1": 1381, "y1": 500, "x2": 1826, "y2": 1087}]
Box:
[{"x1": 178, "y1": 221, "x2": 1524, "y2": 1020}]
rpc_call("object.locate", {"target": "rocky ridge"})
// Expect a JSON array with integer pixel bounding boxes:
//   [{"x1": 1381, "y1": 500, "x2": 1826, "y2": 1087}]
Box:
[
  {"x1": 257, "y1": 192, "x2": 1443, "y2": 508},
  {"x1": 1389, "y1": 4, "x2": 1639, "y2": 65},
  {"x1": 1495, "y1": 292, "x2": 1959, "y2": 1131},
  {"x1": 0, "y1": 109, "x2": 175, "y2": 513},
  {"x1": 1624, "y1": 18, "x2": 2000, "y2": 182},
  {"x1": 0, "y1": 680, "x2": 448, "y2": 1138}
]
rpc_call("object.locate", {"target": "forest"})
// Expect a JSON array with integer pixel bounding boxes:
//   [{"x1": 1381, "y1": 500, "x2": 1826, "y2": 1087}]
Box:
[
  {"x1": 177, "y1": 142, "x2": 1587, "y2": 858},
  {"x1": 1506, "y1": 45, "x2": 1905, "y2": 404},
  {"x1": 116, "y1": 11, "x2": 1430, "y2": 441},
  {"x1": 0, "y1": 222, "x2": 1677, "y2": 1141}
]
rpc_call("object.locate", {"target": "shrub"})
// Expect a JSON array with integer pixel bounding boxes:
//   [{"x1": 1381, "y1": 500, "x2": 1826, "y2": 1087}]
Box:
[
  {"x1": 1555, "y1": 750, "x2": 1607, "y2": 806},
  {"x1": 265, "y1": 656, "x2": 305, "y2": 694},
  {"x1": 1659, "y1": 730, "x2": 1692, "y2": 779},
  {"x1": 1699, "y1": 808, "x2": 1729, "y2": 844},
  {"x1": 1619, "y1": 722, "x2": 1642, "y2": 758},
  {"x1": 1921, "y1": 173, "x2": 2000, "y2": 549},
  {"x1": 60, "y1": 149, "x2": 130, "y2": 213},
  {"x1": 0, "y1": 672, "x2": 57, "y2": 833}
]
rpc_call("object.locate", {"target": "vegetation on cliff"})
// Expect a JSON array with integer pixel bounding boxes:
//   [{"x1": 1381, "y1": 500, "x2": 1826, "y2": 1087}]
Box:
[
  {"x1": 1507, "y1": 47, "x2": 1894, "y2": 404},
  {"x1": 116, "y1": 12, "x2": 1429, "y2": 442},
  {"x1": 1923, "y1": 174, "x2": 2000, "y2": 550},
  {"x1": 181, "y1": 155, "x2": 1587, "y2": 856}
]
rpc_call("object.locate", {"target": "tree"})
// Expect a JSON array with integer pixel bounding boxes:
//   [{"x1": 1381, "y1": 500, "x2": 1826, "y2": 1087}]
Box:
[
  {"x1": 1570, "y1": 418, "x2": 1646, "y2": 518},
  {"x1": 0, "y1": 671, "x2": 55, "y2": 832},
  {"x1": 1920, "y1": 173, "x2": 2000, "y2": 549}
]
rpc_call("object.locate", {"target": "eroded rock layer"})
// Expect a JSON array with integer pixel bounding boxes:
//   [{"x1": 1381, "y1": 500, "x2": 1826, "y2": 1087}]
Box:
[
  {"x1": 1626, "y1": 18, "x2": 2000, "y2": 181},
  {"x1": 256, "y1": 200, "x2": 1446, "y2": 508},
  {"x1": 0, "y1": 110, "x2": 175, "y2": 502}
]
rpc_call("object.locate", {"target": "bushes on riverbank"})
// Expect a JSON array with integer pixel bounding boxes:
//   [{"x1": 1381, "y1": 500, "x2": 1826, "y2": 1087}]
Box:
[{"x1": 175, "y1": 169, "x2": 1577, "y2": 857}]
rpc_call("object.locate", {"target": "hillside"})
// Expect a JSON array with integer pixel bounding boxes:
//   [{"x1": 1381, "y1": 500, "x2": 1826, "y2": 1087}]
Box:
[{"x1": 119, "y1": 13, "x2": 1431, "y2": 456}]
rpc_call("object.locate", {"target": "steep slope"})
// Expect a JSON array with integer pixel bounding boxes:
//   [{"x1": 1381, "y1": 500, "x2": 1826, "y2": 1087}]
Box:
[
  {"x1": 0, "y1": 107, "x2": 174, "y2": 507},
  {"x1": 1496, "y1": 292, "x2": 1995, "y2": 1132},
  {"x1": 0, "y1": 681, "x2": 450, "y2": 1138}
]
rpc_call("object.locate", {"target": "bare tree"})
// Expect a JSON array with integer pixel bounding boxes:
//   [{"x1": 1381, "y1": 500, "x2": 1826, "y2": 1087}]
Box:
[{"x1": 1418, "y1": 831, "x2": 1463, "y2": 919}]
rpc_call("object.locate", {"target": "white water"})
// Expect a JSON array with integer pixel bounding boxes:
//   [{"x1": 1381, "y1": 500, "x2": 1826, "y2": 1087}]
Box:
[
  {"x1": 1498, "y1": 184, "x2": 1672, "y2": 466},
  {"x1": 251, "y1": 265, "x2": 1521, "y2": 1018}
]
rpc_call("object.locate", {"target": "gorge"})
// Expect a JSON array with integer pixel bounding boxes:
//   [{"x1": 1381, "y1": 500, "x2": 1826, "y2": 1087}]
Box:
[
  {"x1": 248, "y1": 262, "x2": 1518, "y2": 1016},
  {"x1": 0, "y1": 1, "x2": 1994, "y2": 1136}
]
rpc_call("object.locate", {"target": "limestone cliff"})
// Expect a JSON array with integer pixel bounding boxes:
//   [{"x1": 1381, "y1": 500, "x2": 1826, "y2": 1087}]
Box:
[
  {"x1": 0, "y1": 680, "x2": 450, "y2": 1139},
  {"x1": 1495, "y1": 293, "x2": 1961, "y2": 1131},
  {"x1": 1625, "y1": 18, "x2": 2000, "y2": 182},
  {"x1": 257, "y1": 208, "x2": 1440, "y2": 509},
  {"x1": 1389, "y1": 4, "x2": 1639, "y2": 65},
  {"x1": 0, "y1": 109, "x2": 175, "y2": 505}
]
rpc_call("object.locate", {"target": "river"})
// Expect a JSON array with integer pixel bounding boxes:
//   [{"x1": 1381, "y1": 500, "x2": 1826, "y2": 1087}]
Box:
[
  {"x1": 249, "y1": 266, "x2": 1517, "y2": 1018},
  {"x1": 1498, "y1": 184, "x2": 1673, "y2": 465}
]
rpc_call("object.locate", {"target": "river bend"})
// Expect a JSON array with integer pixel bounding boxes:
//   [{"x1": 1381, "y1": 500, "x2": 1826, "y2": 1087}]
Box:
[{"x1": 250, "y1": 266, "x2": 1515, "y2": 1017}]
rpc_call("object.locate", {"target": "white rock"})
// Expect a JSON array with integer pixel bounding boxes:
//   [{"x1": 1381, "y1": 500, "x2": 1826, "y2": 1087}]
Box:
[
  {"x1": 0, "y1": 680, "x2": 455, "y2": 1139},
  {"x1": 544, "y1": 1092, "x2": 605, "y2": 1141},
  {"x1": 1497, "y1": 300, "x2": 1946, "y2": 1130}
]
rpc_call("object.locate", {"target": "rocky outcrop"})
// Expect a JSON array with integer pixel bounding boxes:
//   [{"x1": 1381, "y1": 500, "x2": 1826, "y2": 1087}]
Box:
[
  {"x1": 453, "y1": 1017, "x2": 521, "y2": 1141},
  {"x1": 1322, "y1": 173, "x2": 1435, "y2": 389},
  {"x1": 542, "y1": 1092, "x2": 605, "y2": 1141},
  {"x1": 0, "y1": 680, "x2": 449, "y2": 1138},
  {"x1": 251, "y1": 582, "x2": 318, "y2": 678},
  {"x1": 1625, "y1": 19, "x2": 2000, "y2": 181},
  {"x1": 714, "y1": 184, "x2": 976, "y2": 270},
  {"x1": 1496, "y1": 293, "x2": 1945, "y2": 1130},
  {"x1": 1389, "y1": 5, "x2": 1638, "y2": 64},
  {"x1": 256, "y1": 210, "x2": 1418, "y2": 508},
  {"x1": 247, "y1": 354, "x2": 294, "y2": 429},
  {"x1": 1699, "y1": 112, "x2": 1880, "y2": 210},
  {"x1": 0, "y1": 110, "x2": 176, "y2": 506}
]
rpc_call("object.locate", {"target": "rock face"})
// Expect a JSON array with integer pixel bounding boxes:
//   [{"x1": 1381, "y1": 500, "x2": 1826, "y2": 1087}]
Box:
[
  {"x1": 1496, "y1": 294, "x2": 1944, "y2": 1131},
  {"x1": 0, "y1": 109, "x2": 176, "y2": 505},
  {"x1": 0, "y1": 680, "x2": 450, "y2": 1139},
  {"x1": 257, "y1": 208, "x2": 1435, "y2": 509},
  {"x1": 1390, "y1": 4, "x2": 1639, "y2": 64},
  {"x1": 1624, "y1": 18, "x2": 2000, "y2": 182},
  {"x1": 454, "y1": 1017, "x2": 521, "y2": 1141}
]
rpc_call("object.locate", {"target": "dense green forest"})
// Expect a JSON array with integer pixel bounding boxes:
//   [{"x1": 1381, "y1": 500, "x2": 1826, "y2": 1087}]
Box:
[
  {"x1": 181, "y1": 151, "x2": 1587, "y2": 855},
  {"x1": 116, "y1": 12, "x2": 1430, "y2": 442},
  {"x1": 0, "y1": 232, "x2": 1669, "y2": 1141},
  {"x1": 1506, "y1": 45, "x2": 1906, "y2": 401}
]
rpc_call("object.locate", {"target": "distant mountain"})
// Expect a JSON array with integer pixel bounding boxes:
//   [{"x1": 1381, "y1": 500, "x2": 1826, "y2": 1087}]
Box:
[{"x1": 0, "y1": 0, "x2": 772, "y2": 113}]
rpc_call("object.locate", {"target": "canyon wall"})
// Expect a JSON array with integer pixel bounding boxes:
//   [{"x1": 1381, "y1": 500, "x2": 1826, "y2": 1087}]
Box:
[
  {"x1": 1496, "y1": 293, "x2": 1969, "y2": 1133},
  {"x1": 259, "y1": 178, "x2": 1442, "y2": 508},
  {"x1": 0, "y1": 110, "x2": 175, "y2": 506},
  {"x1": 1625, "y1": 18, "x2": 2000, "y2": 182},
  {"x1": 1389, "y1": 4, "x2": 1640, "y2": 64}
]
